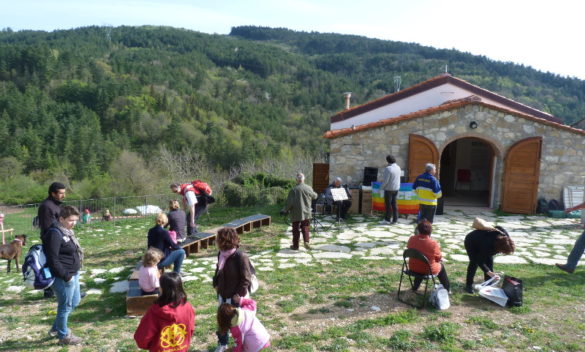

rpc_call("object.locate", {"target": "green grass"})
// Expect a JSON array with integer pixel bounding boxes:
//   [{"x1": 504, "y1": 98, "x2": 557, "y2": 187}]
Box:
[{"x1": 0, "y1": 204, "x2": 584, "y2": 351}]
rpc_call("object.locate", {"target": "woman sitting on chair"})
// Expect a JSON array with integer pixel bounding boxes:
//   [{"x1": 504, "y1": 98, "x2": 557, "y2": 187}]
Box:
[{"x1": 407, "y1": 220, "x2": 450, "y2": 292}]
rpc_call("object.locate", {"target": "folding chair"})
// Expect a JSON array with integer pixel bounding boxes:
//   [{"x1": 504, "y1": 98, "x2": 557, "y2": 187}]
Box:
[{"x1": 397, "y1": 248, "x2": 437, "y2": 308}]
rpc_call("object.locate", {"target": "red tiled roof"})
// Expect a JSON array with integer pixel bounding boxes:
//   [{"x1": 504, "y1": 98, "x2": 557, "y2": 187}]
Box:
[
  {"x1": 330, "y1": 74, "x2": 562, "y2": 124},
  {"x1": 323, "y1": 100, "x2": 585, "y2": 139}
]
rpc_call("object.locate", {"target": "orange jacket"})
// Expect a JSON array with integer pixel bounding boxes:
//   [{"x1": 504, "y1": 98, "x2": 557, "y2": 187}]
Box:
[{"x1": 407, "y1": 234, "x2": 442, "y2": 275}]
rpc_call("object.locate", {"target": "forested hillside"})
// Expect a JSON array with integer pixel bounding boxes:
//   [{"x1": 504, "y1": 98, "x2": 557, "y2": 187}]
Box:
[{"x1": 0, "y1": 25, "x2": 583, "y2": 203}]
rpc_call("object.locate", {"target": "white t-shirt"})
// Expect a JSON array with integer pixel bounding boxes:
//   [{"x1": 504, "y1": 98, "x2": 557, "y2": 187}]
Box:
[
  {"x1": 184, "y1": 190, "x2": 198, "y2": 207},
  {"x1": 138, "y1": 265, "x2": 159, "y2": 293}
]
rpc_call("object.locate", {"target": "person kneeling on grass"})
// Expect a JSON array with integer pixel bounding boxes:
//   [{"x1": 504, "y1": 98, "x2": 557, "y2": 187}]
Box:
[
  {"x1": 406, "y1": 220, "x2": 450, "y2": 292},
  {"x1": 139, "y1": 247, "x2": 164, "y2": 295},
  {"x1": 217, "y1": 294, "x2": 270, "y2": 352},
  {"x1": 134, "y1": 272, "x2": 196, "y2": 352}
]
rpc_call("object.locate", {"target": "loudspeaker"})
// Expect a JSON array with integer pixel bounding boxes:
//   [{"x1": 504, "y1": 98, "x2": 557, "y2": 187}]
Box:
[{"x1": 363, "y1": 167, "x2": 378, "y2": 186}]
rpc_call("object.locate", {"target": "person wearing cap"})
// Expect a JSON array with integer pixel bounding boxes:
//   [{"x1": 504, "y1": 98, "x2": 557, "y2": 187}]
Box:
[{"x1": 556, "y1": 201, "x2": 585, "y2": 274}]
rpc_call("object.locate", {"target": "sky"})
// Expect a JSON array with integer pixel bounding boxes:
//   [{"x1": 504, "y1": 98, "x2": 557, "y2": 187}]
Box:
[{"x1": 1, "y1": 0, "x2": 585, "y2": 80}]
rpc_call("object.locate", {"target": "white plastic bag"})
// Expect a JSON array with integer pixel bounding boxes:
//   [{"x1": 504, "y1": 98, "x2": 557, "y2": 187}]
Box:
[
  {"x1": 250, "y1": 274, "x2": 259, "y2": 294},
  {"x1": 429, "y1": 284, "x2": 450, "y2": 310},
  {"x1": 476, "y1": 276, "x2": 508, "y2": 307}
]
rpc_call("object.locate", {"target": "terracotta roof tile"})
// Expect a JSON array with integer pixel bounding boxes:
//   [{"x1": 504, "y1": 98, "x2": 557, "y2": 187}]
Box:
[{"x1": 323, "y1": 100, "x2": 585, "y2": 139}]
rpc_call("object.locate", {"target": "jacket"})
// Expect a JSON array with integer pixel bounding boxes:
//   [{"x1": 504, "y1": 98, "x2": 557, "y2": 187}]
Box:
[
  {"x1": 213, "y1": 250, "x2": 252, "y2": 298},
  {"x1": 230, "y1": 298, "x2": 270, "y2": 352},
  {"x1": 381, "y1": 163, "x2": 401, "y2": 191},
  {"x1": 413, "y1": 172, "x2": 442, "y2": 206},
  {"x1": 464, "y1": 229, "x2": 502, "y2": 273},
  {"x1": 38, "y1": 196, "x2": 62, "y2": 233},
  {"x1": 42, "y1": 223, "x2": 81, "y2": 281},
  {"x1": 134, "y1": 301, "x2": 196, "y2": 352},
  {"x1": 167, "y1": 210, "x2": 186, "y2": 239},
  {"x1": 285, "y1": 183, "x2": 317, "y2": 222},
  {"x1": 407, "y1": 234, "x2": 442, "y2": 275},
  {"x1": 147, "y1": 225, "x2": 182, "y2": 259}
]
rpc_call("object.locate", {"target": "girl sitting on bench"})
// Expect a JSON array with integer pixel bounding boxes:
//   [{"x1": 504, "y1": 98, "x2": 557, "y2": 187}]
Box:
[{"x1": 139, "y1": 247, "x2": 164, "y2": 295}]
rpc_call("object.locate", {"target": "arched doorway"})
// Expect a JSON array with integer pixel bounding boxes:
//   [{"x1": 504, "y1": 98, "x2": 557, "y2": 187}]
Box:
[{"x1": 440, "y1": 137, "x2": 496, "y2": 207}]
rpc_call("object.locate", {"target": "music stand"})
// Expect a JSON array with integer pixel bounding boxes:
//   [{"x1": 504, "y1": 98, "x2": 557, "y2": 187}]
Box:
[
  {"x1": 330, "y1": 188, "x2": 350, "y2": 230},
  {"x1": 311, "y1": 198, "x2": 331, "y2": 233}
]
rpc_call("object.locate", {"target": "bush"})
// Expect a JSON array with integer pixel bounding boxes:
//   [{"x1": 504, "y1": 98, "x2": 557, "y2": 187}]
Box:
[{"x1": 221, "y1": 173, "x2": 293, "y2": 206}]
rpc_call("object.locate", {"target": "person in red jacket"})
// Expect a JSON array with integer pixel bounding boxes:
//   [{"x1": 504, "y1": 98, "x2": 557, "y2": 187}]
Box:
[
  {"x1": 406, "y1": 220, "x2": 450, "y2": 292},
  {"x1": 134, "y1": 272, "x2": 196, "y2": 352}
]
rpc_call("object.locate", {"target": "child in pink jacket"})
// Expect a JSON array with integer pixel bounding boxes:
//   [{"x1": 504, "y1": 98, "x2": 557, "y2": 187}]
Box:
[{"x1": 217, "y1": 295, "x2": 270, "y2": 352}]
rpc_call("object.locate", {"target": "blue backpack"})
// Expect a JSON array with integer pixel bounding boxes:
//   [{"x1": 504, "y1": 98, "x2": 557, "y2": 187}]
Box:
[{"x1": 22, "y1": 244, "x2": 55, "y2": 290}]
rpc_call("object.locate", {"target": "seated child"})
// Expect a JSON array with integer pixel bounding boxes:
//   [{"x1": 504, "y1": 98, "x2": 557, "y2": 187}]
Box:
[
  {"x1": 139, "y1": 248, "x2": 164, "y2": 295},
  {"x1": 134, "y1": 272, "x2": 196, "y2": 352},
  {"x1": 217, "y1": 294, "x2": 270, "y2": 352},
  {"x1": 81, "y1": 209, "x2": 92, "y2": 224},
  {"x1": 103, "y1": 209, "x2": 113, "y2": 221}
]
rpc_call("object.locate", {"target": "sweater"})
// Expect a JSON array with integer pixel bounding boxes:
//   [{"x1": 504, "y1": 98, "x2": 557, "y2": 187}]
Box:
[
  {"x1": 147, "y1": 225, "x2": 182, "y2": 259},
  {"x1": 230, "y1": 298, "x2": 270, "y2": 352},
  {"x1": 167, "y1": 209, "x2": 187, "y2": 239},
  {"x1": 381, "y1": 163, "x2": 401, "y2": 191},
  {"x1": 37, "y1": 196, "x2": 62, "y2": 233},
  {"x1": 134, "y1": 301, "x2": 195, "y2": 352},
  {"x1": 464, "y1": 229, "x2": 502, "y2": 273},
  {"x1": 407, "y1": 234, "x2": 442, "y2": 275}
]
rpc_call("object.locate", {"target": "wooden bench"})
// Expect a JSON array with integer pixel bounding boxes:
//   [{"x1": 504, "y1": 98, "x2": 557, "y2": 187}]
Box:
[
  {"x1": 222, "y1": 214, "x2": 271, "y2": 235},
  {"x1": 126, "y1": 270, "x2": 158, "y2": 316},
  {"x1": 126, "y1": 214, "x2": 271, "y2": 314},
  {"x1": 181, "y1": 231, "x2": 219, "y2": 256}
]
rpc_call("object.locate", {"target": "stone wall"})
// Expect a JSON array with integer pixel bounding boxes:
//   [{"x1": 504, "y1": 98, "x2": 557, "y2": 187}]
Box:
[{"x1": 328, "y1": 104, "x2": 585, "y2": 208}]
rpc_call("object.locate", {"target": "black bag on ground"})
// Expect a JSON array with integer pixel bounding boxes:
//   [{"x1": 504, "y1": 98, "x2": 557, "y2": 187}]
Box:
[{"x1": 502, "y1": 275, "x2": 523, "y2": 307}]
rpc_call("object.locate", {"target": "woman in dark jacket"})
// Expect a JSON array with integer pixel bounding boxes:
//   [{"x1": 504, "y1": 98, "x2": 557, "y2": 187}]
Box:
[
  {"x1": 42, "y1": 205, "x2": 83, "y2": 345},
  {"x1": 147, "y1": 212, "x2": 185, "y2": 274},
  {"x1": 464, "y1": 226, "x2": 515, "y2": 293},
  {"x1": 167, "y1": 200, "x2": 187, "y2": 242},
  {"x1": 212, "y1": 227, "x2": 252, "y2": 352}
]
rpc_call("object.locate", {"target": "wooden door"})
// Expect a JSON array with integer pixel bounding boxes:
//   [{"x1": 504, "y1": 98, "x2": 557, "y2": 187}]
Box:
[
  {"x1": 312, "y1": 163, "x2": 329, "y2": 195},
  {"x1": 501, "y1": 137, "x2": 542, "y2": 214},
  {"x1": 408, "y1": 134, "x2": 439, "y2": 182}
]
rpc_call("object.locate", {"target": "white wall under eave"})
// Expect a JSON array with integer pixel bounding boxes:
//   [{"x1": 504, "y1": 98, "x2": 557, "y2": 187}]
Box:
[{"x1": 330, "y1": 82, "x2": 519, "y2": 130}]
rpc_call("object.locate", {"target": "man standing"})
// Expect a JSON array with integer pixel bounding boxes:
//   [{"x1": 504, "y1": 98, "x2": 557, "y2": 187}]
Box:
[
  {"x1": 324, "y1": 177, "x2": 352, "y2": 220},
  {"x1": 285, "y1": 172, "x2": 317, "y2": 250},
  {"x1": 556, "y1": 201, "x2": 585, "y2": 274},
  {"x1": 38, "y1": 182, "x2": 66, "y2": 299},
  {"x1": 170, "y1": 182, "x2": 207, "y2": 235},
  {"x1": 380, "y1": 155, "x2": 401, "y2": 225},
  {"x1": 412, "y1": 163, "x2": 442, "y2": 223}
]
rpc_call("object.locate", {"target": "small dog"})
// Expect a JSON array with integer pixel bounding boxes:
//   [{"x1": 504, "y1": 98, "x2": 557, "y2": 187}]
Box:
[{"x1": 0, "y1": 234, "x2": 27, "y2": 273}]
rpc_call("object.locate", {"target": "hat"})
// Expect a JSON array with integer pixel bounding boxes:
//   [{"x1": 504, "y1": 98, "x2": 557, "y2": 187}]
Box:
[{"x1": 471, "y1": 217, "x2": 496, "y2": 231}]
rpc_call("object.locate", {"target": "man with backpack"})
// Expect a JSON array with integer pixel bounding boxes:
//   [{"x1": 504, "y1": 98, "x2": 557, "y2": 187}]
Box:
[
  {"x1": 170, "y1": 180, "x2": 213, "y2": 235},
  {"x1": 37, "y1": 182, "x2": 66, "y2": 298}
]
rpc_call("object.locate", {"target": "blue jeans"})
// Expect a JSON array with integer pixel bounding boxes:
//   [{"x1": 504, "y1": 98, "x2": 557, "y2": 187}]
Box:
[
  {"x1": 51, "y1": 273, "x2": 81, "y2": 339},
  {"x1": 566, "y1": 229, "x2": 585, "y2": 271},
  {"x1": 158, "y1": 249, "x2": 185, "y2": 273}
]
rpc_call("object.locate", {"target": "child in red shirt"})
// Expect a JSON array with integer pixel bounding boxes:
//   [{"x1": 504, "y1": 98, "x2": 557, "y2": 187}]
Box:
[{"x1": 134, "y1": 272, "x2": 196, "y2": 352}]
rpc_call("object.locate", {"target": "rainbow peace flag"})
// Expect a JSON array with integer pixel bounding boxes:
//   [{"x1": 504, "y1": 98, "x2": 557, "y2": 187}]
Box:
[
  {"x1": 371, "y1": 182, "x2": 385, "y2": 212},
  {"x1": 397, "y1": 183, "x2": 419, "y2": 215}
]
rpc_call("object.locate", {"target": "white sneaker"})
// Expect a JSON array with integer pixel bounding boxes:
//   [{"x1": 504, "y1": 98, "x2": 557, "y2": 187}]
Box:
[
  {"x1": 379, "y1": 220, "x2": 390, "y2": 225},
  {"x1": 214, "y1": 345, "x2": 228, "y2": 352}
]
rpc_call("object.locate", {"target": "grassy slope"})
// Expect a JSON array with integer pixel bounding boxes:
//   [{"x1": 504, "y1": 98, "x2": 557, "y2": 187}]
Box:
[{"x1": 0, "y1": 205, "x2": 583, "y2": 352}]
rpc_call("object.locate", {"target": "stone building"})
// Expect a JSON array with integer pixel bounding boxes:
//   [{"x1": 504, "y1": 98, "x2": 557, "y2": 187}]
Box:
[{"x1": 323, "y1": 74, "x2": 585, "y2": 214}]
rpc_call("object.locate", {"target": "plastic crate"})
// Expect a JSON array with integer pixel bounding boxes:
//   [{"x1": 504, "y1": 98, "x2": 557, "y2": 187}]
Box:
[{"x1": 567, "y1": 210, "x2": 582, "y2": 219}]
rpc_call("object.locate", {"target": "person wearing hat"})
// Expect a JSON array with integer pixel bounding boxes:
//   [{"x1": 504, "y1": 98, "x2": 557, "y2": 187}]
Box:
[{"x1": 463, "y1": 218, "x2": 515, "y2": 293}]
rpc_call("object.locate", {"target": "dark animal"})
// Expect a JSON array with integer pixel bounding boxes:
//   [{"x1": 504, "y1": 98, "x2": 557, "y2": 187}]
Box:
[{"x1": 0, "y1": 234, "x2": 27, "y2": 273}]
